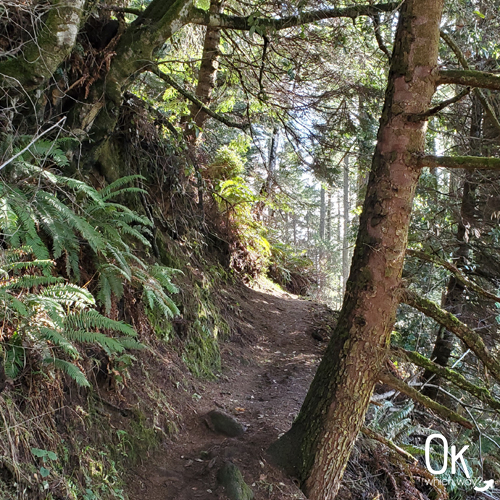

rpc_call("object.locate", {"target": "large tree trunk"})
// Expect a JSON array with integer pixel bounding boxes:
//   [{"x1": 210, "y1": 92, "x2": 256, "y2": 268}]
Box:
[
  {"x1": 75, "y1": 0, "x2": 193, "y2": 144},
  {"x1": 267, "y1": 1, "x2": 444, "y2": 499}
]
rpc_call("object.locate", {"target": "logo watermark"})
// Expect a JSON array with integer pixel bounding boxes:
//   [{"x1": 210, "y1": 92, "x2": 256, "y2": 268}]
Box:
[{"x1": 425, "y1": 434, "x2": 494, "y2": 492}]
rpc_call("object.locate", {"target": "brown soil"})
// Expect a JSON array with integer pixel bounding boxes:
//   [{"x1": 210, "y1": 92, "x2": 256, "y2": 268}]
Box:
[{"x1": 126, "y1": 280, "x2": 333, "y2": 500}]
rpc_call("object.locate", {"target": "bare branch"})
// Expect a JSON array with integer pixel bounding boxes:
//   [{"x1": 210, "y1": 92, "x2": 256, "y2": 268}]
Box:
[
  {"x1": 409, "y1": 87, "x2": 470, "y2": 122},
  {"x1": 189, "y1": 2, "x2": 400, "y2": 31},
  {"x1": 0, "y1": 118, "x2": 67, "y2": 172},
  {"x1": 392, "y1": 347, "x2": 500, "y2": 412},
  {"x1": 439, "y1": 31, "x2": 500, "y2": 133},
  {"x1": 360, "y1": 426, "x2": 417, "y2": 462},
  {"x1": 401, "y1": 289, "x2": 500, "y2": 384},
  {"x1": 99, "y1": 5, "x2": 144, "y2": 16},
  {"x1": 371, "y1": 14, "x2": 391, "y2": 63},
  {"x1": 437, "y1": 69, "x2": 500, "y2": 91},
  {"x1": 150, "y1": 66, "x2": 250, "y2": 131},
  {"x1": 406, "y1": 249, "x2": 500, "y2": 302}
]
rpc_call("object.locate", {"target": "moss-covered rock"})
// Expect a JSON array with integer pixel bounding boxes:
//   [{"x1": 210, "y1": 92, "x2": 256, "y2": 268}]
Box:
[
  {"x1": 217, "y1": 462, "x2": 254, "y2": 500},
  {"x1": 205, "y1": 410, "x2": 245, "y2": 437}
]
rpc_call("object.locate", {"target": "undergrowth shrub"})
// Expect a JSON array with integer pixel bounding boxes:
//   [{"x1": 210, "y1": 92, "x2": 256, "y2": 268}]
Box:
[
  {"x1": 0, "y1": 136, "x2": 180, "y2": 386},
  {"x1": 210, "y1": 144, "x2": 271, "y2": 276},
  {"x1": 267, "y1": 241, "x2": 315, "y2": 295}
]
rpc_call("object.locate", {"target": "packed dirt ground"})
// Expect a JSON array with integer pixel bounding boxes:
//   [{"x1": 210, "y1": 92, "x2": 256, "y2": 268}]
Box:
[{"x1": 126, "y1": 280, "x2": 335, "y2": 500}]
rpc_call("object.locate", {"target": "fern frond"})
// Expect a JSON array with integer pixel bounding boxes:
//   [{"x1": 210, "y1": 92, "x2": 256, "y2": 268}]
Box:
[
  {"x1": 2, "y1": 275, "x2": 62, "y2": 291},
  {"x1": 38, "y1": 327, "x2": 80, "y2": 358},
  {"x1": 63, "y1": 330, "x2": 126, "y2": 353},
  {"x1": 4, "y1": 343, "x2": 25, "y2": 379},
  {"x1": 99, "y1": 175, "x2": 146, "y2": 199},
  {"x1": 43, "y1": 358, "x2": 90, "y2": 387},
  {"x1": 64, "y1": 310, "x2": 136, "y2": 337}
]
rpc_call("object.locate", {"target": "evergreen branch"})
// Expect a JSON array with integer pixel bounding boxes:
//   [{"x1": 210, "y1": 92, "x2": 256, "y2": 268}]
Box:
[
  {"x1": 379, "y1": 371, "x2": 473, "y2": 429},
  {"x1": 401, "y1": 289, "x2": 500, "y2": 383},
  {"x1": 190, "y1": 2, "x2": 400, "y2": 31},
  {"x1": 392, "y1": 347, "x2": 500, "y2": 412},
  {"x1": 149, "y1": 66, "x2": 250, "y2": 130},
  {"x1": 406, "y1": 249, "x2": 500, "y2": 302}
]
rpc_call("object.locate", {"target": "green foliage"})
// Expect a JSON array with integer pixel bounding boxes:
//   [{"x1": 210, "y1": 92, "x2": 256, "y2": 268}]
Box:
[
  {"x1": 207, "y1": 145, "x2": 246, "y2": 181},
  {"x1": 267, "y1": 241, "x2": 314, "y2": 295},
  {"x1": 0, "y1": 248, "x2": 141, "y2": 386},
  {"x1": 215, "y1": 176, "x2": 271, "y2": 271},
  {"x1": 368, "y1": 401, "x2": 419, "y2": 443},
  {"x1": 0, "y1": 137, "x2": 180, "y2": 386},
  {"x1": 2, "y1": 138, "x2": 179, "y2": 314}
]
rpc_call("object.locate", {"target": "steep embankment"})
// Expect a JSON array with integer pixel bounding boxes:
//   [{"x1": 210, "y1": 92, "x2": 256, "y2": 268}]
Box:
[{"x1": 126, "y1": 280, "x2": 334, "y2": 500}]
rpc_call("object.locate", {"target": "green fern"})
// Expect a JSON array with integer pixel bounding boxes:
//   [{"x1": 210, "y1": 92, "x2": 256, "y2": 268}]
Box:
[
  {"x1": 44, "y1": 358, "x2": 90, "y2": 387},
  {"x1": 0, "y1": 136, "x2": 180, "y2": 387},
  {"x1": 0, "y1": 254, "x2": 143, "y2": 386}
]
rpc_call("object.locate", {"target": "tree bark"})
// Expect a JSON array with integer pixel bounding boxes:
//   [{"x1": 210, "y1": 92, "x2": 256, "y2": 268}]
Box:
[
  {"x1": 185, "y1": 0, "x2": 225, "y2": 141},
  {"x1": 267, "y1": 2, "x2": 444, "y2": 498},
  {"x1": 0, "y1": 0, "x2": 85, "y2": 90},
  {"x1": 342, "y1": 156, "x2": 350, "y2": 291}
]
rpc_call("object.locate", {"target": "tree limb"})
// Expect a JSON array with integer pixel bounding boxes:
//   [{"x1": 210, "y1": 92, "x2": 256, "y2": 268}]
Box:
[
  {"x1": 99, "y1": 5, "x2": 144, "y2": 16},
  {"x1": 150, "y1": 66, "x2": 250, "y2": 130},
  {"x1": 392, "y1": 347, "x2": 500, "y2": 412},
  {"x1": 360, "y1": 426, "x2": 417, "y2": 462},
  {"x1": 409, "y1": 87, "x2": 470, "y2": 122},
  {"x1": 437, "y1": 69, "x2": 500, "y2": 92},
  {"x1": 0, "y1": 0, "x2": 85, "y2": 90},
  {"x1": 123, "y1": 91, "x2": 181, "y2": 140},
  {"x1": 379, "y1": 371, "x2": 473, "y2": 429},
  {"x1": 417, "y1": 155, "x2": 500, "y2": 171},
  {"x1": 189, "y1": 2, "x2": 400, "y2": 31},
  {"x1": 406, "y1": 249, "x2": 500, "y2": 302},
  {"x1": 371, "y1": 14, "x2": 391, "y2": 64},
  {"x1": 401, "y1": 289, "x2": 500, "y2": 383},
  {"x1": 439, "y1": 31, "x2": 500, "y2": 134}
]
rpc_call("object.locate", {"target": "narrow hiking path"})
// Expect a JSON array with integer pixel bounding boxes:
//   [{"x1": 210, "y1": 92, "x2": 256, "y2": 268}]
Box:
[{"x1": 127, "y1": 281, "x2": 336, "y2": 500}]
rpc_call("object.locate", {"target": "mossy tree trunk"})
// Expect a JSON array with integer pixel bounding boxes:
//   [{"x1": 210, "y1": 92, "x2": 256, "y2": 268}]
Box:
[{"x1": 268, "y1": 1, "x2": 444, "y2": 499}]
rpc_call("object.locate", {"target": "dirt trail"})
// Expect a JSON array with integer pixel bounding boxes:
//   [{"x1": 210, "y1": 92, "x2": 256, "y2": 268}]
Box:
[{"x1": 127, "y1": 281, "x2": 331, "y2": 500}]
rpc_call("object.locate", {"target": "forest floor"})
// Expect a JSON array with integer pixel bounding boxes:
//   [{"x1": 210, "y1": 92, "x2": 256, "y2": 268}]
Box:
[{"x1": 125, "y1": 279, "x2": 336, "y2": 500}]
